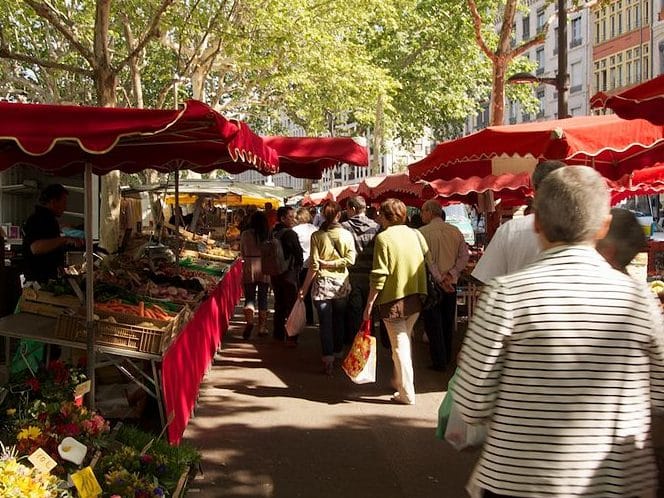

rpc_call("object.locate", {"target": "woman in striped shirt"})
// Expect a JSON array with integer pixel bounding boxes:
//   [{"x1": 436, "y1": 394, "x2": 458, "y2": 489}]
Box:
[{"x1": 454, "y1": 166, "x2": 664, "y2": 498}]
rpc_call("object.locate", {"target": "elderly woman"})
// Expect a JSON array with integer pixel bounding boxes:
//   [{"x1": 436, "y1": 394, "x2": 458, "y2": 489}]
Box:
[
  {"x1": 363, "y1": 198, "x2": 428, "y2": 405},
  {"x1": 300, "y1": 201, "x2": 356, "y2": 375}
]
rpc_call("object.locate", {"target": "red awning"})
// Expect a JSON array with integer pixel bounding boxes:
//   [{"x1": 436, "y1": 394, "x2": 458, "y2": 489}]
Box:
[
  {"x1": 607, "y1": 163, "x2": 664, "y2": 204},
  {"x1": 0, "y1": 99, "x2": 279, "y2": 175},
  {"x1": 408, "y1": 115, "x2": 664, "y2": 182},
  {"x1": 590, "y1": 75, "x2": 664, "y2": 125},
  {"x1": 264, "y1": 136, "x2": 368, "y2": 179}
]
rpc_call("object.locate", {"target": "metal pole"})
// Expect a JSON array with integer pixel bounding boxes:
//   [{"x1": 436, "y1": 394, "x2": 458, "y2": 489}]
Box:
[
  {"x1": 84, "y1": 164, "x2": 96, "y2": 409},
  {"x1": 174, "y1": 167, "x2": 181, "y2": 275},
  {"x1": 557, "y1": 0, "x2": 569, "y2": 118}
]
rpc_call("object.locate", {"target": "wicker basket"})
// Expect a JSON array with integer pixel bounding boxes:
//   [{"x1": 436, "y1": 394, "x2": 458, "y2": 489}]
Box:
[{"x1": 55, "y1": 306, "x2": 185, "y2": 355}]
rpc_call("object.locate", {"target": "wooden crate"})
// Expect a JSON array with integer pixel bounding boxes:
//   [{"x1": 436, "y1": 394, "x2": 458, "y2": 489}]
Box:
[
  {"x1": 19, "y1": 288, "x2": 82, "y2": 317},
  {"x1": 55, "y1": 305, "x2": 186, "y2": 355}
]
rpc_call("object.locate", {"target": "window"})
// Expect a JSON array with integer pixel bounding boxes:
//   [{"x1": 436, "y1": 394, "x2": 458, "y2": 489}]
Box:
[
  {"x1": 593, "y1": 43, "x2": 650, "y2": 91},
  {"x1": 554, "y1": 27, "x2": 559, "y2": 54},
  {"x1": 536, "y1": 47, "x2": 544, "y2": 75},
  {"x1": 536, "y1": 9, "x2": 545, "y2": 32},
  {"x1": 571, "y1": 61, "x2": 583, "y2": 92},
  {"x1": 522, "y1": 15, "x2": 530, "y2": 40},
  {"x1": 571, "y1": 17, "x2": 582, "y2": 47},
  {"x1": 536, "y1": 90, "x2": 545, "y2": 118}
]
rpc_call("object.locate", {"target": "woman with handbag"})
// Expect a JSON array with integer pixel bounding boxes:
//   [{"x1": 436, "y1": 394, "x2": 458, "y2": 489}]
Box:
[
  {"x1": 299, "y1": 201, "x2": 356, "y2": 375},
  {"x1": 362, "y1": 198, "x2": 428, "y2": 405},
  {"x1": 239, "y1": 211, "x2": 271, "y2": 339}
]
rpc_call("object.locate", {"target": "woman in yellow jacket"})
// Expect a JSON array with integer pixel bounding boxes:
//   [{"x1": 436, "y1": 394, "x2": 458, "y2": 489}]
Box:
[
  {"x1": 363, "y1": 198, "x2": 429, "y2": 404},
  {"x1": 300, "y1": 201, "x2": 356, "y2": 375}
]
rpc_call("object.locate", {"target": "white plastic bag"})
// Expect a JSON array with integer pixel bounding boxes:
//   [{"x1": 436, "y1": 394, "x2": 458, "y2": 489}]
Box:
[
  {"x1": 285, "y1": 298, "x2": 306, "y2": 337},
  {"x1": 444, "y1": 400, "x2": 486, "y2": 451}
]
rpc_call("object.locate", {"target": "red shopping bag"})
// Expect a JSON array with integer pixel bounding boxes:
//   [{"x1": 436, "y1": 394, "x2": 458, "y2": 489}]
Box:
[{"x1": 342, "y1": 320, "x2": 376, "y2": 384}]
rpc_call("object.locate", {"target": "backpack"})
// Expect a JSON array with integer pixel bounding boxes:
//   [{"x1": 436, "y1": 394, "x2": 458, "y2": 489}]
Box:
[{"x1": 260, "y1": 229, "x2": 291, "y2": 276}]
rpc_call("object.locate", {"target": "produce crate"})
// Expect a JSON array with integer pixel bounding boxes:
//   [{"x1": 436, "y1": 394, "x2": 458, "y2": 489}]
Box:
[
  {"x1": 55, "y1": 305, "x2": 186, "y2": 355},
  {"x1": 18, "y1": 288, "x2": 82, "y2": 318}
]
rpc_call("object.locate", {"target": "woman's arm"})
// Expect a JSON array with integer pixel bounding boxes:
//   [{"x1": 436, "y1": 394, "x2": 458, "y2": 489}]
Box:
[
  {"x1": 362, "y1": 286, "x2": 380, "y2": 321},
  {"x1": 298, "y1": 266, "x2": 316, "y2": 300}
]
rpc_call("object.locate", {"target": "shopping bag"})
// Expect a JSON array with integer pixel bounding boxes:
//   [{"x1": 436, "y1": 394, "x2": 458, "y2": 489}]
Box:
[
  {"x1": 285, "y1": 298, "x2": 306, "y2": 337},
  {"x1": 342, "y1": 320, "x2": 376, "y2": 384},
  {"x1": 444, "y1": 399, "x2": 486, "y2": 451},
  {"x1": 435, "y1": 371, "x2": 457, "y2": 439}
]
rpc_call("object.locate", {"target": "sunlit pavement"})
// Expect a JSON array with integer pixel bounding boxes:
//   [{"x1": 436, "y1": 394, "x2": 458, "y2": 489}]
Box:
[{"x1": 182, "y1": 305, "x2": 480, "y2": 498}]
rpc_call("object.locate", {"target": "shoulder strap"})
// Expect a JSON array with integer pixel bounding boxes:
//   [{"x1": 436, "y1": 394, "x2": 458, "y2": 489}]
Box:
[{"x1": 324, "y1": 229, "x2": 342, "y2": 258}]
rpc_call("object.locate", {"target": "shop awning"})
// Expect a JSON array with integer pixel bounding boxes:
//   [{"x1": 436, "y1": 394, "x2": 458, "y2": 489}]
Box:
[
  {"x1": 607, "y1": 163, "x2": 664, "y2": 204},
  {"x1": 0, "y1": 99, "x2": 279, "y2": 175},
  {"x1": 590, "y1": 75, "x2": 664, "y2": 125},
  {"x1": 408, "y1": 115, "x2": 664, "y2": 182},
  {"x1": 265, "y1": 136, "x2": 368, "y2": 179}
]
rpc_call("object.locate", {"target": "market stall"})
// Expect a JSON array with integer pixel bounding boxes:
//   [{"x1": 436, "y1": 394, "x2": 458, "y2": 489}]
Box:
[{"x1": 0, "y1": 99, "x2": 278, "y2": 444}]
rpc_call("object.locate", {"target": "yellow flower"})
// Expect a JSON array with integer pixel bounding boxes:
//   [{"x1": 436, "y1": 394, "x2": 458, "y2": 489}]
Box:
[
  {"x1": 5, "y1": 408, "x2": 16, "y2": 416},
  {"x1": 17, "y1": 426, "x2": 41, "y2": 440}
]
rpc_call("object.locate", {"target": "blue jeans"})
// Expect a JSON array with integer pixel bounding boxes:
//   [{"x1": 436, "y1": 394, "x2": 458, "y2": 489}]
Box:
[
  {"x1": 315, "y1": 297, "x2": 347, "y2": 358},
  {"x1": 244, "y1": 282, "x2": 269, "y2": 311}
]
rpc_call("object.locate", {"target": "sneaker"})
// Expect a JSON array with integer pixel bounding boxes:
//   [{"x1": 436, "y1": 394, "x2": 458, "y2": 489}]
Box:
[{"x1": 391, "y1": 392, "x2": 415, "y2": 405}]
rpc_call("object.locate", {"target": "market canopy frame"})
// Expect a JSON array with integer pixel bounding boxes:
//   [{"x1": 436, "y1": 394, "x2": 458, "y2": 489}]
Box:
[
  {"x1": 408, "y1": 114, "x2": 664, "y2": 182},
  {"x1": 590, "y1": 75, "x2": 664, "y2": 125}
]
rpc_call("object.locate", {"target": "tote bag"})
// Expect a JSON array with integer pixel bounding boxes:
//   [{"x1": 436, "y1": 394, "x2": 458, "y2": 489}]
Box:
[
  {"x1": 341, "y1": 320, "x2": 377, "y2": 384},
  {"x1": 285, "y1": 298, "x2": 306, "y2": 337}
]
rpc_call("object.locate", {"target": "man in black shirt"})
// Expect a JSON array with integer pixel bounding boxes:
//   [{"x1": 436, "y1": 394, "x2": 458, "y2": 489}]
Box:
[
  {"x1": 271, "y1": 206, "x2": 303, "y2": 344},
  {"x1": 22, "y1": 184, "x2": 83, "y2": 283}
]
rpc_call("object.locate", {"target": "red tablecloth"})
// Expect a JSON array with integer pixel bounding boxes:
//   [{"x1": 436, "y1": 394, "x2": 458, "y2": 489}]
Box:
[{"x1": 161, "y1": 259, "x2": 243, "y2": 444}]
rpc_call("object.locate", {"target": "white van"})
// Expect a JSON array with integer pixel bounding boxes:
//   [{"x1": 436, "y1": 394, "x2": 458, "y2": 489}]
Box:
[{"x1": 443, "y1": 204, "x2": 475, "y2": 246}]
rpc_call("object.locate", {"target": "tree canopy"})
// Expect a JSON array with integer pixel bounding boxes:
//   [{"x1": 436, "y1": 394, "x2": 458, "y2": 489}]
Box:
[{"x1": 0, "y1": 0, "x2": 538, "y2": 139}]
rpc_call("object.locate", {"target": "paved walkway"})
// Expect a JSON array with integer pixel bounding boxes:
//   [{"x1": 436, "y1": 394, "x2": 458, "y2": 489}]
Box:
[{"x1": 182, "y1": 307, "x2": 480, "y2": 498}]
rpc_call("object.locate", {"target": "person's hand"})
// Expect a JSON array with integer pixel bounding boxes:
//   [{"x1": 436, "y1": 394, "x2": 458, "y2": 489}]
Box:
[
  {"x1": 441, "y1": 273, "x2": 455, "y2": 293},
  {"x1": 318, "y1": 260, "x2": 333, "y2": 269}
]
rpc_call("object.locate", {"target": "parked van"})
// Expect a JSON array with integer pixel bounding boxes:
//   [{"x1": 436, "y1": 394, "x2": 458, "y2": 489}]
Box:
[{"x1": 443, "y1": 204, "x2": 475, "y2": 246}]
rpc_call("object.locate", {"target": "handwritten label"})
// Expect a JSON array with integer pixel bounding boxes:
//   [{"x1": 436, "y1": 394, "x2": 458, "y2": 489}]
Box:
[
  {"x1": 28, "y1": 448, "x2": 57, "y2": 473},
  {"x1": 71, "y1": 467, "x2": 102, "y2": 498},
  {"x1": 74, "y1": 380, "x2": 91, "y2": 398}
]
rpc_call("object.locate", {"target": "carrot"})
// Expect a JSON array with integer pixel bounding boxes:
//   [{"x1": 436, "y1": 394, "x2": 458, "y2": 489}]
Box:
[{"x1": 138, "y1": 301, "x2": 145, "y2": 318}]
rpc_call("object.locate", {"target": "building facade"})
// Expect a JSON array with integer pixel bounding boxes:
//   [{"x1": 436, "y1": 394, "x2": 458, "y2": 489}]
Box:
[{"x1": 466, "y1": 0, "x2": 664, "y2": 133}]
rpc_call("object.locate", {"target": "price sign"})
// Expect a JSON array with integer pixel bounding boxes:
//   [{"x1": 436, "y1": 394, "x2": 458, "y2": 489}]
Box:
[
  {"x1": 28, "y1": 448, "x2": 57, "y2": 473},
  {"x1": 71, "y1": 466, "x2": 102, "y2": 498},
  {"x1": 74, "y1": 380, "x2": 91, "y2": 398}
]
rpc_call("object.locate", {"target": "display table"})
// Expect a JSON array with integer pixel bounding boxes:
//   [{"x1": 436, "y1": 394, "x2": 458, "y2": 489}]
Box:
[
  {"x1": 0, "y1": 259, "x2": 244, "y2": 445},
  {"x1": 161, "y1": 258, "x2": 243, "y2": 444}
]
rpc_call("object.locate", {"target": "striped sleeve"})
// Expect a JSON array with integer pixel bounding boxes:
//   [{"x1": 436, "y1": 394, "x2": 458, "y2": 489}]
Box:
[
  {"x1": 647, "y1": 289, "x2": 664, "y2": 410},
  {"x1": 454, "y1": 278, "x2": 512, "y2": 424}
]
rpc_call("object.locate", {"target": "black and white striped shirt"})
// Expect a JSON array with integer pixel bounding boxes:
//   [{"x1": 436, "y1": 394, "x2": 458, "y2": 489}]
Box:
[{"x1": 454, "y1": 245, "x2": 664, "y2": 498}]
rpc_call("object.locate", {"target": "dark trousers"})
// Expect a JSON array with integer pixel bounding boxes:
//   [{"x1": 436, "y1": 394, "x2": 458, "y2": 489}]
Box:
[
  {"x1": 345, "y1": 274, "x2": 370, "y2": 344},
  {"x1": 298, "y1": 268, "x2": 315, "y2": 325},
  {"x1": 422, "y1": 288, "x2": 457, "y2": 368},
  {"x1": 483, "y1": 491, "x2": 520, "y2": 498},
  {"x1": 271, "y1": 271, "x2": 298, "y2": 341},
  {"x1": 315, "y1": 297, "x2": 348, "y2": 357}
]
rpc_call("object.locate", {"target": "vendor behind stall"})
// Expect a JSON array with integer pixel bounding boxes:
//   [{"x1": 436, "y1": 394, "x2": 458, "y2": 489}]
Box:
[{"x1": 22, "y1": 184, "x2": 84, "y2": 283}]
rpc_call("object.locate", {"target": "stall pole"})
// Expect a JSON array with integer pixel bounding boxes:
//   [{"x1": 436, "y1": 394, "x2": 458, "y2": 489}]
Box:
[
  {"x1": 175, "y1": 167, "x2": 180, "y2": 275},
  {"x1": 84, "y1": 163, "x2": 96, "y2": 409}
]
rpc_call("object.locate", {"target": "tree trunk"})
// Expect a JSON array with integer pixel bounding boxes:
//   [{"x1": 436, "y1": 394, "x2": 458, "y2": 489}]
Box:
[
  {"x1": 490, "y1": 62, "x2": 506, "y2": 126},
  {"x1": 371, "y1": 94, "x2": 383, "y2": 175}
]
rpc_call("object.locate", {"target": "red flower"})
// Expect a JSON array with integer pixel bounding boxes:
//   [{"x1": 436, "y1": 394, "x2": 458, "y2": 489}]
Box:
[
  {"x1": 26, "y1": 377, "x2": 40, "y2": 392},
  {"x1": 57, "y1": 423, "x2": 81, "y2": 437}
]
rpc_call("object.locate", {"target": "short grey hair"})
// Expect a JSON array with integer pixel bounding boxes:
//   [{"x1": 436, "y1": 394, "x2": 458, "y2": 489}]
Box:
[
  {"x1": 346, "y1": 196, "x2": 367, "y2": 212},
  {"x1": 534, "y1": 166, "x2": 610, "y2": 244},
  {"x1": 597, "y1": 208, "x2": 647, "y2": 269},
  {"x1": 532, "y1": 160, "x2": 566, "y2": 191},
  {"x1": 421, "y1": 199, "x2": 442, "y2": 217}
]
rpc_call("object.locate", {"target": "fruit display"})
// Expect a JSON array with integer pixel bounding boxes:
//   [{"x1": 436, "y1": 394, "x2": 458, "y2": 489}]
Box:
[{"x1": 649, "y1": 280, "x2": 664, "y2": 299}]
